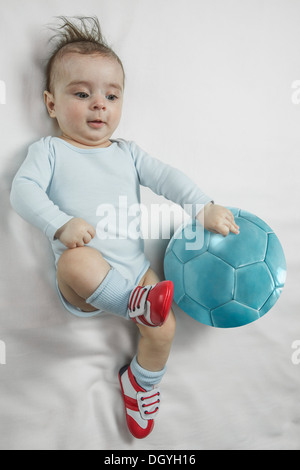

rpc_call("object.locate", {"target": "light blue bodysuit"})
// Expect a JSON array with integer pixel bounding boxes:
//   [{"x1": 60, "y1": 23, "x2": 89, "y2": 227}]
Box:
[{"x1": 10, "y1": 137, "x2": 211, "y2": 315}]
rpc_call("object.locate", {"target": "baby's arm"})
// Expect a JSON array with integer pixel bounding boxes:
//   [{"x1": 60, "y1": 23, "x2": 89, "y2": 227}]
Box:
[
  {"x1": 130, "y1": 142, "x2": 239, "y2": 237},
  {"x1": 10, "y1": 139, "x2": 94, "y2": 247}
]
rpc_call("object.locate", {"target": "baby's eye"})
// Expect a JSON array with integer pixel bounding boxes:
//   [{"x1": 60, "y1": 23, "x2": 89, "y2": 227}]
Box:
[
  {"x1": 75, "y1": 92, "x2": 89, "y2": 99},
  {"x1": 106, "y1": 94, "x2": 118, "y2": 101}
]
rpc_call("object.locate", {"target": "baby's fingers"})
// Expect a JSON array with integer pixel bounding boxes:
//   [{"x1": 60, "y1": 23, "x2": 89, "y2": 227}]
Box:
[
  {"x1": 87, "y1": 226, "x2": 96, "y2": 239},
  {"x1": 217, "y1": 223, "x2": 231, "y2": 237},
  {"x1": 83, "y1": 231, "x2": 94, "y2": 244},
  {"x1": 218, "y1": 220, "x2": 239, "y2": 237},
  {"x1": 225, "y1": 212, "x2": 239, "y2": 234},
  {"x1": 229, "y1": 220, "x2": 240, "y2": 234}
]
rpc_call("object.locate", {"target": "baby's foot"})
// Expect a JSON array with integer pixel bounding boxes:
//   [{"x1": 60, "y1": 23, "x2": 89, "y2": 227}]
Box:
[
  {"x1": 119, "y1": 364, "x2": 161, "y2": 439},
  {"x1": 128, "y1": 281, "x2": 174, "y2": 327}
]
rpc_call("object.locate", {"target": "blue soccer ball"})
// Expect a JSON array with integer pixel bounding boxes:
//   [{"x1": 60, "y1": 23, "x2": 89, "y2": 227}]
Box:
[{"x1": 164, "y1": 207, "x2": 286, "y2": 328}]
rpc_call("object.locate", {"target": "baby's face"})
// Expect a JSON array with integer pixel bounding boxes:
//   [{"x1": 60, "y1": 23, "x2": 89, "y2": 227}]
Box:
[{"x1": 44, "y1": 53, "x2": 124, "y2": 148}]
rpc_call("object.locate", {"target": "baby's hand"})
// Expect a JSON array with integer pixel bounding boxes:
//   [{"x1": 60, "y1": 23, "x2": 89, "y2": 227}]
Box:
[
  {"x1": 197, "y1": 203, "x2": 240, "y2": 237},
  {"x1": 55, "y1": 218, "x2": 96, "y2": 248}
]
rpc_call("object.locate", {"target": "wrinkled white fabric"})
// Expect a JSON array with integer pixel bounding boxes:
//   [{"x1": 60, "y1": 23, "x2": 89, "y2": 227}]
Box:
[{"x1": 0, "y1": 0, "x2": 299, "y2": 451}]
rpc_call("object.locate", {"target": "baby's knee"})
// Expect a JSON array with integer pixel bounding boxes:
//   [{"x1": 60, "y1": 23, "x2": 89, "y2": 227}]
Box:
[
  {"x1": 57, "y1": 246, "x2": 110, "y2": 295},
  {"x1": 58, "y1": 246, "x2": 90, "y2": 276},
  {"x1": 140, "y1": 310, "x2": 176, "y2": 345}
]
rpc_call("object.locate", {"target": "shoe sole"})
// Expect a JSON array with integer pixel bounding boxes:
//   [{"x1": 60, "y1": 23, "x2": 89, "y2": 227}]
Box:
[{"x1": 155, "y1": 281, "x2": 174, "y2": 326}]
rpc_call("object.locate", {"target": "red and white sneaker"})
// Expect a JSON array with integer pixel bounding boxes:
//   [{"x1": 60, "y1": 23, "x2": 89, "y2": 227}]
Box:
[
  {"x1": 128, "y1": 280, "x2": 174, "y2": 327},
  {"x1": 119, "y1": 364, "x2": 161, "y2": 439}
]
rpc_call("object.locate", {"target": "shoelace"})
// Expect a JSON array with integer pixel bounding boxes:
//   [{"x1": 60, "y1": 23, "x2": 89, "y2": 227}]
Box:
[
  {"x1": 129, "y1": 286, "x2": 151, "y2": 312},
  {"x1": 141, "y1": 391, "x2": 160, "y2": 415}
]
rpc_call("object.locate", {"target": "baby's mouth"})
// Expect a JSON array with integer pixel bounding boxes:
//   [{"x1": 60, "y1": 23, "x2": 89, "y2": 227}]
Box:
[{"x1": 88, "y1": 119, "x2": 106, "y2": 128}]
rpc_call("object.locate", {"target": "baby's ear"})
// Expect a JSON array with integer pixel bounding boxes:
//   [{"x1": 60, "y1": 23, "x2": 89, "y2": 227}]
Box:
[{"x1": 44, "y1": 91, "x2": 56, "y2": 118}]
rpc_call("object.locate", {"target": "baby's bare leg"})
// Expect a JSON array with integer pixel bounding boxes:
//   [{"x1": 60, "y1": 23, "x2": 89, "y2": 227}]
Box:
[
  {"x1": 57, "y1": 248, "x2": 176, "y2": 369},
  {"x1": 57, "y1": 246, "x2": 111, "y2": 312},
  {"x1": 136, "y1": 269, "x2": 176, "y2": 372}
]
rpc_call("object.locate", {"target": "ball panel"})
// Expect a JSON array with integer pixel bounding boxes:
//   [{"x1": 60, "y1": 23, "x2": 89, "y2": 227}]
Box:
[
  {"x1": 172, "y1": 221, "x2": 210, "y2": 263},
  {"x1": 265, "y1": 233, "x2": 287, "y2": 287},
  {"x1": 239, "y1": 210, "x2": 273, "y2": 233},
  {"x1": 178, "y1": 295, "x2": 213, "y2": 326},
  {"x1": 185, "y1": 252, "x2": 234, "y2": 309},
  {"x1": 208, "y1": 218, "x2": 268, "y2": 268},
  {"x1": 235, "y1": 263, "x2": 275, "y2": 310},
  {"x1": 259, "y1": 287, "x2": 283, "y2": 316},
  {"x1": 212, "y1": 301, "x2": 260, "y2": 328}
]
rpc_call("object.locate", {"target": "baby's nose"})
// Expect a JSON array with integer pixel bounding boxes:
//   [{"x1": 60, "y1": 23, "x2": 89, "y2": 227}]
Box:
[{"x1": 92, "y1": 95, "x2": 106, "y2": 110}]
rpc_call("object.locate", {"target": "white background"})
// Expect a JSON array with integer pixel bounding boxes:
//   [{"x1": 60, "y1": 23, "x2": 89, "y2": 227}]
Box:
[{"x1": 0, "y1": 0, "x2": 299, "y2": 450}]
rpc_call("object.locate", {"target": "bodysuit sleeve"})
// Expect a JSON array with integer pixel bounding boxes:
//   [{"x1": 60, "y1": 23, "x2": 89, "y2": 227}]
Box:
[
  {"x1": 10, "y1": 138, "x2": 73, "y2": 240},
  {"x1": 129, "y1": 141, "x2": 212, "y2": 217}
]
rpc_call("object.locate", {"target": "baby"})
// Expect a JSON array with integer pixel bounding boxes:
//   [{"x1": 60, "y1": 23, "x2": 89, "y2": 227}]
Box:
[{"x1": 10, "y1": 16, "x2": 239, "y2": 439}]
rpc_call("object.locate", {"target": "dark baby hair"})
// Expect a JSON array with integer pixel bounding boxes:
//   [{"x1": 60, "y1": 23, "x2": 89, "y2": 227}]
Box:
[{"x1": 45, "y1": 16, "x2": 124, "y2": 93}]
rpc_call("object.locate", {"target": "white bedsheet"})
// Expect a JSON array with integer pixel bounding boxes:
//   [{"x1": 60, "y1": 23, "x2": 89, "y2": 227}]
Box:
[{"x1": 0, "y1": 0, "x2": 299, "y2": 450}]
